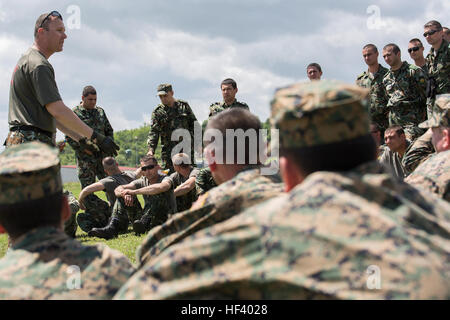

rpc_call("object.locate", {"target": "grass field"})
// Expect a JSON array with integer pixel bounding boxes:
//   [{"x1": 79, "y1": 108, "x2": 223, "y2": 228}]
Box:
[{"x1": 0, "y1": 182, "x2": 148, "y2": 265}]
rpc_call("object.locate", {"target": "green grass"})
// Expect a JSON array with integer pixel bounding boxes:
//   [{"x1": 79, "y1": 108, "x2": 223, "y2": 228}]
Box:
[{"x1": 0, "y1": 182, "x2": 148, "y2": 265}]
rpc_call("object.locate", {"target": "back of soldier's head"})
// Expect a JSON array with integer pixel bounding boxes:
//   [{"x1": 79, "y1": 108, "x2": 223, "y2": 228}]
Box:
[
  {"x1": 205, "y1": 108, "x2": 263, "y2": 166},
  {"x1": 0, "y1": 142, "x2": 64, "y2": 238},
  {"x1": 271, "y1": 80, "x2": 376, "y2": 176}
]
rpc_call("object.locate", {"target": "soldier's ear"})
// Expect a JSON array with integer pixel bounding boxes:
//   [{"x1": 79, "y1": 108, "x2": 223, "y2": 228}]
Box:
[
  {"x1": 280, "y1": 156, "x2": 304, "y2": 192},
  {"x1": 60, "y1": 195, "x2": 71, "y2": 225},
  {"x1": 0, "y1": 224, "x2": 6, "y2": 234}
]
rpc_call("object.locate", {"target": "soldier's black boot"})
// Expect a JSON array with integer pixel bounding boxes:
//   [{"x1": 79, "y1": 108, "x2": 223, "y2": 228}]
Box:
[
  {"x1": 132, "y1": 214, "x2": 152, "y2": 235},
  {"x1": 88, "y1": 217, "x2": 121, "y2": 239}
]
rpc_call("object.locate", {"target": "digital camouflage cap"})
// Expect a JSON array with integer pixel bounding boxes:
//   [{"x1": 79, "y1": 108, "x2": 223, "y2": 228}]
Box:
[
  {"x1": 157, "y1": 84, "x2": 172, "y2": 96},
  {"x1": 419, "y1": 94, "x2": 450, "y2": 129},
  {"x1": 0, "y1": 141, "x2": 62, "y2": 205},
  {"x1": 270, "y1": 80, "x2": 370, "y2": 149}
]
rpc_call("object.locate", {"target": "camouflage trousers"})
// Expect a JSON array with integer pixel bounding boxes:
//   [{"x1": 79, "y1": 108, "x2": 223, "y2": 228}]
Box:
[
  {"x1": 75, "y1": 156, "x2": 111, "y2": 232},
  {"x1": 111, "y1": 197, "x2": 143, "y2": 232},
  {"x1": 4, "y1": 129, "x2": 55, "y2": 147}
]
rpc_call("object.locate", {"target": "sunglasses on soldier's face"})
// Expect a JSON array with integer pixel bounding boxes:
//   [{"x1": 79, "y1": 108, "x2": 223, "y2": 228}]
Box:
[
  {"x1": 408, "y1": 46, "x2": 421, "y2": 53},
  {"x1": 39, "y1": 11, "x2": 63, "y2": 28},
  {"x1": 423, "y1": 29, "x2": 440, "y2": 37},
  {"x1": 141, "y1": 164, "x2": 156, "y2": 171}
]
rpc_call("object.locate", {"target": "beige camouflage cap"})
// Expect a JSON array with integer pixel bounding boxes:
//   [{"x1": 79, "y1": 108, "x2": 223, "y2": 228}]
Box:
[
  {"x1": 419, "y1": 94, "x2": 450, "y2": 129},
  {"x1": 270, "y1": 80, "x2": 370, "y2": 148},
  {"x1": 172, "y1": 153, "x2": 190, "y2": 166},
  {"x1": 157, "y1": 83, "x2": 172, "y2": 96},
  {"x1": 0, "y1": 141, "x2": 62, "y2": 205}
]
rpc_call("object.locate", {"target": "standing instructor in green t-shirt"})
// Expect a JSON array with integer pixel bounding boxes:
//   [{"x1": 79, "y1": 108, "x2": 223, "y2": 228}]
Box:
[{"x1": 5, "y1": 11, "x2": 119, "y2": 157}]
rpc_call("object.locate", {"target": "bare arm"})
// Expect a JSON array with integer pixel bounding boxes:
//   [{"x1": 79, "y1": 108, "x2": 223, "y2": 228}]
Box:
[
  {"x1": 174, "y1": 177, "x2": 196, "y2": 197},
  {"x1": 124, "y1": 180, "x2": 171, "y2": 196},
  {"x1": 115, "y1": 183, "x2": 137, "y2": 198},
  {"x1": 79, "y1": 182, "x2": 105, "y2": 210},
  {"x1": 46, "y1": 100, "x2": 93, "y2": 141}
]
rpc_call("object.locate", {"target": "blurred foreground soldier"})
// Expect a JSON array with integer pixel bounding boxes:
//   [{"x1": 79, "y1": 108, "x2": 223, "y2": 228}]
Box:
[
  {"x1": 5, "y1": 11, "x2": 119, "y2": 155},
  {"x1": 408, "y1": 38, "x2": 428, "y2": 74},
  {"x1": 116, "y1": 107, "x2": 284, "y2": 275},
  {"x1": 209, "y1": 78, "x2": 249, "y2": 118},
  {"x1": 66, "y1": 86, "x2": 116, "y2": 229},
  {"x1": 169, "y1": 153, "x2": 199, "y2": 212},
  {"x1": 147, "y1": 84, "x2": 197, "y2": 173},
  {"x1": 115, "y1": 81, "x2": 450, "y2": 300},
  {"x1": 114, "y1": 155, "x2": 176, "y2": 235},
  {"x1": 406, "y1": 95, "x2": 450, "y2": 201},
  {"x1": 356, "y1": 44, "x2": 389, "y2": 131},
  {"x1": 195, "y1": 166, "x2": 217, "y2": 196},
  {"x1": 381, "y1": 43, "x2": 427, "y2": 141},
  {"x1": 306, "y1": 62, "x2": 322, "y2": 81},
  {"x1": 0, "y1": 142, "x2": 134, "y2": 299},
  {"x1": 424, "y1": 20, "x2": 450, "y2": 118},
  {"x1": 76, "y1": 157, "x2": 143, "y2": 238},
  {"x1": 379, "y1": 125, "x2": 410, "y2": 180}
]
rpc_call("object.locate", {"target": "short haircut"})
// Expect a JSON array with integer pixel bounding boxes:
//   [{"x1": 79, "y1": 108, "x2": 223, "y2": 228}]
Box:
[
  {"x1": 281, "y1": 135, "x2": 377, "y2": 176},
  {"x1": 307, "y1": 63, "x2": 322, "y2": 73},
  {"x1": 363, "y1": 44, "x2": 378, "y2": 53},
  {"x1": 140, "y1": 154, "x2": 158, "y2": 164},
  {"x1": 0, "y1": 192, "x2": 63, "y2": 239},
  {"x1": 82, "y1": 85, "x2": 97, "y2": 97},
  {"x1": 221, "y1": 78, "x2": 237, "y2": 89},
  {"x1": 102, "y1": 157, "x2": 118, "y2": 170},
  {"x1": 172, "y1": 153, "x2": 191, "y2": 167},
  {"x1": 385, "y1": 125, "x2": 405, "y2": 137},
  {"x1": 205, "y1": 108, "x2": 262, "y2": 165},
  {"x1": 34, "y1": 12, "x2": 62, "y2": 38},
  {"x1": 409, "y1": 38, "x2": 423, "y2": 46},
  {"x1": 424, "y1": 20, "x2": 443, "y2": 30},
  {"x1": 383, "y1": 43, "x2": 401, "y2": 54}
]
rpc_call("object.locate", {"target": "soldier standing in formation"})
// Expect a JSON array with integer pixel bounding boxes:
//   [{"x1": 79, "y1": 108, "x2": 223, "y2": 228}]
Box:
[
  {"x1": 66, "y1": 85, "x2": 117, "y2": 233},
  {"x1": 380, "y1": 43, "x2": 427, "y2": 141},
  {"x1": 407, "y1": 38, "x2": 428, "y2": 75},
  {"x1": 0, "y1": 142, "x2": 134, "y2": 299},
  {"x1": 356, "y1": 44, "x2": 389, "y2": 133},
  {"x1": 147, "y1": 84, "x2": 197, "y2": 173},
  {"x1": 208, "y1": 78, "x2": 249, "y2": 117}
]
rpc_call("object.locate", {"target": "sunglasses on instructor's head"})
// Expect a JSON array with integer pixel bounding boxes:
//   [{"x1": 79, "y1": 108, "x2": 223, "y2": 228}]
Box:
[
  {"x1": 141, "y1": 164, "x2": 156, "y2": 171},
  {"x1": 423, "y1": 29, "x2": 440, "y2": 38},
  {"x1": 39, "y1": 11, "x2": 63, "y2": 28},
  {"x1": 408, "y1": 46, "x2": 421, "y2": 53}
]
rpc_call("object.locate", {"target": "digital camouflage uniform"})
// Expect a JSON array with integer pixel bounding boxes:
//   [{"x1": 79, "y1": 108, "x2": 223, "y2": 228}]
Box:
[
  {"x1": 169, "y1": 167, "x2": 199, "y2": 212},
  {"x1": 403, "y1": 94, "x2": 450, "y2": 174},
  {"x1": 405, "y1": 96, "x2": 450, "y2": 201},
  {"x1": 208, "y1": 99, "x2": 249, "y2": 118},
  {"x1": 382, "y1": 61, "x2": 428, "y2": 141},
  {"x1": 114, "y1": 81, "x2": 450, "y2": 300},
  {"x1": 147, "y1": 100, "x2": 197, "y2": 172},
  {"x1": 195, "y1": 166, "x2": 217, "y2": 196},
  {"x1": 425, "y1": 39, "x2": 450, "y2": 118},
  {"x1": 0, "y1": 142, "x2": 135, "y2": 299},
  {"x1": 356, "y1": 64, "x2": 390, "y2": 130},
  {"x1": 66, "y1": 103, "x2": 114, "y2": 232},
  {"x1": 133, "y1": 166, "x2": 284, "y2": 268}
]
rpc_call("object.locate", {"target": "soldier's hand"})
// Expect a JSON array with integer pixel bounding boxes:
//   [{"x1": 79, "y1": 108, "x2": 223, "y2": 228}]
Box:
[
  {"x1": 79, "y1": 199, "x2": 86, "y2": 211},
  {"x1": 124, "y1": 194, "x2": 134, "y2": 206},
  {"x1": 78, "y1": 137, "x2": 100, "y2": 154},
  {"x1": 91, "y1": 131, "x2": 120, "y2": 156}
]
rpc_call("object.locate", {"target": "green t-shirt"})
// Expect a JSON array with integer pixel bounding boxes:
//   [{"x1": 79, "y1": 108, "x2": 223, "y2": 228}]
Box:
[{"x1": 8, "y1": 48, "x2": 62, "y2": 133}]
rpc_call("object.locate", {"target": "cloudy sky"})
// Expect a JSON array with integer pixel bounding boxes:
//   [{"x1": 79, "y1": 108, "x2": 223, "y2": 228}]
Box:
[{"x1": 0, "y1": 0, "x2": 448, "y2": 151}]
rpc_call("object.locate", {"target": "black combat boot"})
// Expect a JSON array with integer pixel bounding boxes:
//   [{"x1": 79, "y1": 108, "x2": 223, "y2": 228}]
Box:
[
  {"x1": 88, "y1": 217, "x2": 121, "y2": 239},
  {"x1": 132, "y1": 214, "x2": 152, "y2": 235}
]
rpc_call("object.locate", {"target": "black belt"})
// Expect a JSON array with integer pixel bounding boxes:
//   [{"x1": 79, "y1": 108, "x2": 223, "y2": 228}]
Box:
[{"x1": 10, "y1": 125, "x2": 53, "y2": 138}]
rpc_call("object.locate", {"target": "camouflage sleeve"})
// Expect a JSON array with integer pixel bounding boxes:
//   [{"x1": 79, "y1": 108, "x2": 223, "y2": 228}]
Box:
[
  {"x1": 195, "y1": 168, "x2": 216, "y2": 196},
  {"x1": 413, "y1": 68, "x2": 428, "y2": 100},
  {"x1": 402, "y1": 129, "x2": 435, "y2": 175},
  {"x1": 65, "y1": 135, "x2": 82, "y2": 153},
  {"x1": 147, "y1": 110, "x2": 160, "y2": 152},
  {"x1": 103, "y1": 111, "x2": 114, "y2": 139}
]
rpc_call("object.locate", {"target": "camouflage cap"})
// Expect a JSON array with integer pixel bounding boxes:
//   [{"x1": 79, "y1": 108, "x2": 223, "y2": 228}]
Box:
[
  {"x1": 0, "y1": 141, "x2": 62, "y2": 205},
  {"x1": 172, "y1": 153, "x2": 191, "y2": 166},
  {"x1": 157, "y1": 84, "x2": 173, "y2": 96},
  {"x1": 419, "y1": 94, "x2": 450, "y2": 129},
  {"x1": 270, "y1": 80, "x2": 370, "y2": 148}
]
